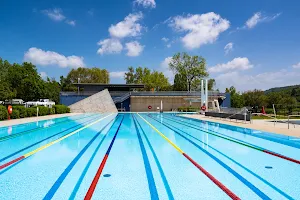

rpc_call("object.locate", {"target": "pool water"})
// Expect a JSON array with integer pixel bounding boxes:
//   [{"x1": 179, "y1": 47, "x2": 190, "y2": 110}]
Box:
[{"x1": 0, "y1": 113, "x2": 299, "y2": 200}]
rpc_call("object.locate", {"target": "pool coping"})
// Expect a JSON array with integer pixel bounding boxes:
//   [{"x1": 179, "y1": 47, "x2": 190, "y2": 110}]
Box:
[{"x1": 0, "y1": 113, "x2": 83, "y2": 128}]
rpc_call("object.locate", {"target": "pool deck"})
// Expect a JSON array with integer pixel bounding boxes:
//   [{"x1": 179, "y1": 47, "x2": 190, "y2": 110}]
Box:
[
  {"x1": 0, "y1": 113, "x2": 82, "y2": 128},
  {"x1": 181, "y1": 114, "x2": 300, "y2": 138}
]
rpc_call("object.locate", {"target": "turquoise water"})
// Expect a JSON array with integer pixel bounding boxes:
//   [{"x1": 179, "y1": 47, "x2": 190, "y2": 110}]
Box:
[{"x1": 0, "y1": 113, "x2": 299, "y2": 199}]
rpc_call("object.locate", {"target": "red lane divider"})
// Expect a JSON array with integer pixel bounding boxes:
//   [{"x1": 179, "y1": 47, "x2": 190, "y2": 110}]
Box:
[
  {"x1": 183, "y1": 153, "x2": 240, "y2": 200},
  {"x1": 0, "y1": 156, "x2": 24, "y2": 170},
  {"x1": 84, "y1": 116, "x2": 124, "y2": 200},
  {"x1": 263, "y1": 150, "x2": 300, "y2": 164}
]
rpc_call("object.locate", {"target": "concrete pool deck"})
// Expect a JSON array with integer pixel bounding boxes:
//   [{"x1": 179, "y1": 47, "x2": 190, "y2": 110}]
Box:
[
  {"x1": 181, "y1": 114, "x2": 300, "y2": 138},
  {"x1": 0, "y1": 113, "x2": 82, "y2": 128}
]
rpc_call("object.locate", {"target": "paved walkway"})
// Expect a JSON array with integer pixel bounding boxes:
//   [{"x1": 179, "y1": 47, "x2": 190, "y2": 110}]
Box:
[
  {"x1": 0, "y1": 113, "x2": 81, "y2": 127},
  {"x1": 181, "y1": 114, "x2": 300, "y2": 138}
]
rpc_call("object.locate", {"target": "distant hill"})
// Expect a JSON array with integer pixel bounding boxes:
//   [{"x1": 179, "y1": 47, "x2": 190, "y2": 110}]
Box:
[{"x1": 265, "y1": 84, "x2": 300, "y2": 94}]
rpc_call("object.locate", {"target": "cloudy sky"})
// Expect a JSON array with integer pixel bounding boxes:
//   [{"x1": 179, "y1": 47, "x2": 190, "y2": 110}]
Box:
[{"x1": 1, "y1": 0, "x2": 299, "y2": 91}]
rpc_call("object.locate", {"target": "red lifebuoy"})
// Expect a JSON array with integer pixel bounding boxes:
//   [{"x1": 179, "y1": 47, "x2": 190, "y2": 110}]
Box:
[
  {"x1": 148, "y1": 105, "x2": 152, "y2": 109},
  {"x1": 8, "y1": 105, "x2": 13, "y2": 115},
  {"x1": 201, "y1": 105, "x2": 206, "y2": 111}
]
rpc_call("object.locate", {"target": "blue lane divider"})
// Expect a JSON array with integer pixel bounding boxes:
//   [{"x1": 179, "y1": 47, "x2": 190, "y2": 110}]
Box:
[
  {"x1": 132, "y1": 114, "x2": 159, "y2": 199},
  {"x1": 43, "y1": 115, "x2": 119, "y2": 200}
]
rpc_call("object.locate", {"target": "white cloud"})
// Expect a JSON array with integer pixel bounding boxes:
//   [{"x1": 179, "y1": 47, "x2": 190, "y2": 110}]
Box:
[
  {"x1": 125, "y1": 41, "x2": 144, "y2": 57},
  {"x1": 215, "y1": 70, "x2": 300, "y2": 92},
  {"x1": 40, "y1": 72, "x2": 48, "y2": 79},
  {"x1": 170, "y1": 12, "x2": 230, "y2": 49},
  {"x1": 224, "y1": 42, "x2": 233, "y2": 54},
  {"x1": 108, "y1": 13, "x2": 143, "y2": 39},
  {"x1": 209, "y1": 57, "x2": 253, "y2": 73},
  {"x1": 245, "y1": 12, "x2": 281, "y2": 29},
  {"x1": 24, "y1": 47, "x2": 85, "y2": 68},
  {"x1": 160, "y1": 57, "x2": 174, "y2": 83},
  {"x1": 161, "y1": 37, "x2": 169, "y2": 42},
  {"x1": 65, "y1": 20, "x2": 76, "y2": 26},
  {"x1": 166, "y1": 44, "x2": 172, "y2": 48},
  {"x1": 110, "y1": 71, "x2": 126, "y2": 79},
  {"x1": 97, "y1": 39, "x2": 123, "y2": 55},
  {"x1": 42, "y1": 8, "x2": 65, "y2": 21},
  {"x1": 292, "y1": 62, "x2": 300, "y2": 69},
  {"x1": 134, "y1": 0, "x2": 156, "y2": 8}
]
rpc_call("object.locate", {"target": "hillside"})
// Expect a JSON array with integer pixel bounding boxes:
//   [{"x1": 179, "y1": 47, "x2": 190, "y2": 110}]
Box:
[{"x1": 265, "y1": 84, "x2": 300, "y2": 94}]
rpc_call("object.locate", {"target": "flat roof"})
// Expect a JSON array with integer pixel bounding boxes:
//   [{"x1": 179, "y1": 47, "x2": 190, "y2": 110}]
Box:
[{"x1": 73, "y1": 83, "x2": 145, "y2": 88}]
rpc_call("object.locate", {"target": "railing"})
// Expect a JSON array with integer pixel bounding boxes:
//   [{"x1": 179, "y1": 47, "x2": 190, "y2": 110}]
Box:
[{"x1": 113, "y1": 93, "x2": 130, "y2": 103}]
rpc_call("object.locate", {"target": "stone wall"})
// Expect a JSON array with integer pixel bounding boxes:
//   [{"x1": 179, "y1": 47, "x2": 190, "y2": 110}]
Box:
[{"x1": 69, "y1": 89, "x2": 118, "y2": 113}]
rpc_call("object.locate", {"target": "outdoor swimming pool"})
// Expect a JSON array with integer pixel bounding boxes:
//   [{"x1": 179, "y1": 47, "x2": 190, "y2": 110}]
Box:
[{"x1": 0, "y1": 113, "x2": 299, "y2": 199}]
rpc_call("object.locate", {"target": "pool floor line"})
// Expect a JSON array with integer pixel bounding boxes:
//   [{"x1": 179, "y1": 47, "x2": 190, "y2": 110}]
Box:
[
  {"x1": 84, "y1": 115, "x2": 124, "y2": 200},
  {"x1": 43, "y1": 116, "x2": 119, "y2": 199},
  {"x1": 148, "y1": 115, "x2": 274, "y2": 199},
  {"x1": 134, "y1": 114, "x2": 175, "y2": 200},
  {"x1": 0, "y1": 114, "x2": 114, "y2": 170},
  {"x1": 132, "y1": 114, "x2": 159, "y2": 199},
  {"x1": 0, "y1": 113, "x2": 99, "y2": 142},
  {"x1": 154, "y1": 115, "x2": 293, "y2": 199},
  {"x1": 0, "y1": 114, "x2": 102, "y2": 163},
  {"x1": 137, "y1": 113, "x2": 241, "y2": 200},
  {"x1": 163, "y1": 115, "x2": 300, "y2": 165}
]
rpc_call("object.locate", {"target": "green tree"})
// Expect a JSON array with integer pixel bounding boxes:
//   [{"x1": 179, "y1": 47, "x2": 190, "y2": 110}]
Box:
[
  {"x1": 173, "y1": 73, "x2": 187, "y2": 91},
  {"x1": 124, "y1": 66, "x2": 170, "y2": 91},
  {"x1": 225, "y1": 86, "x2": 245, "y2": 108},
  {"x1": 242, "y1": 89, "x2": 267, "y2": 108},
  {"x1": 67, "y1": 67, "x2": 110, "y2": 84},
  {"x1": 169, "y1": 52, "x2": 208, "y2": 92}
]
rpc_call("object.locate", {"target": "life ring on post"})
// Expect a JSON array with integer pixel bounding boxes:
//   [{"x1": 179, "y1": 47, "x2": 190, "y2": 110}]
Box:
[
  {"x1": 201, "y1": 105, "x2": 206, "y2": 111},
  {"x1": 8, "y1": 105, "x2": 13, "y2": 120},
  {"x1": 148, "y1": 105, "x2": 152, "y2": 110}
]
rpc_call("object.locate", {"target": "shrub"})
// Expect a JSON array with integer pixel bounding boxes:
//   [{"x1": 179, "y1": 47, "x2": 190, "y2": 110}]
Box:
[
  {"x1": 0, "y1": 105, "x2": 8, "y2": 120},
  {"x1": 13, "y1": 105, "x2": 27, "y2": 118},
  {"x1": 26, "y1": 108, "x2": 36, "y2": 117},
  {"x1": 53, "y1": 105, "x2": 69, "y2": 114},
  {"x1": 49, "y1": 107, "x2": 55, "y2": 115},
  {"x1": 11, "y1": 110, "x2": 20, "y2": 119}
]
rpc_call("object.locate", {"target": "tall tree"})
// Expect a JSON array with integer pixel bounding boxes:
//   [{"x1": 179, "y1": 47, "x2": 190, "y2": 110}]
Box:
[
  {"x1": 169, "y1": 52, "x2": 208, "y2": 92},
  {"x1": 173, "y1": 73, "x2": 187, "y2": 91},
  {"x1": 226, "y1": 86, "x2": 245, "y2": 108},
  {"x1": 124, "y1": 66, "x2": 170, "y2": 91},
  {"x1": 67, "y1": 67, "x2": 110, "y2": 84}
]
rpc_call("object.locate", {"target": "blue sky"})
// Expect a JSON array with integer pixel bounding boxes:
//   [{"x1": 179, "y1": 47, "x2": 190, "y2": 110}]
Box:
[{"x1": 1, "y1": 0, "x2": 300, "y2": 91}]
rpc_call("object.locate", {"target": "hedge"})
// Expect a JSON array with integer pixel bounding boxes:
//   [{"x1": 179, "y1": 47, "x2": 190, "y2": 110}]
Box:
[
  {"x1": 53, "y1": 105, "x2": 70, "y2": 114},
  {"x1": 26, "y1": 108, "x2": 36, "y2": 117},
  {"x1": 13, "y1": 105, "x2": 27, "y2": 118},
  {"x1": 0, "y1": 105, "x2": 8, "y2": 120},
  {"x1": 0, "y1": 104, "x2": 70, "y2": 121},
  {"x1": 11, "y1": 110, "x2": 20, "y2": 119}
]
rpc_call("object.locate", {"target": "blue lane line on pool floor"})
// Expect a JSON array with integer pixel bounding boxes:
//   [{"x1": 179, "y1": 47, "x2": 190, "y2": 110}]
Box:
[
  {"x1": 0, "y1": 115, "x2": 101, "y2": 163},
  {"x1": 132, "y1": 114, "x2": 159, "y2": 200},
  {"x1": 154, "y1": 116, "x2": 293, "y2": 200},
  {"x1": 69, "y1": 116, "x2": 121, "y2": 199},
  {"x1": 134, "y1": 114, "x2": 175, "y2": 200},
  {"x1": 43, "y1": 116, "x2": 118, "y2": 200},
  {"x1": 148, "y1": 115, "x2": 271, "y2": 200}
]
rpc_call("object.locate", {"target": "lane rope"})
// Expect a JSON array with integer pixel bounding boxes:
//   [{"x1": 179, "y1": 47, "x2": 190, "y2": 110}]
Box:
[
  {"x1": 0, "y1": 114, "x2": 114, "y2": 170},
  {"x1": 0, "y1": 114, "x2": 102, "y2": 163},
  {"x1": 137, "y1": 113, "x2": 240, "y2": 200},
  {"x1": 84, "y1": 115, "x2": 124, "y2": 200}
]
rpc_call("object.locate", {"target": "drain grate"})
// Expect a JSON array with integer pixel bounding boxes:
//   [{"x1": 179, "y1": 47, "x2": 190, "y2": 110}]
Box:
[
  {"x1": 265, "y1": 166, "x2": 273, "y2": 169},
  {"x1": 103, "y1": 174, "x2": 111, "y2": 177}
]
